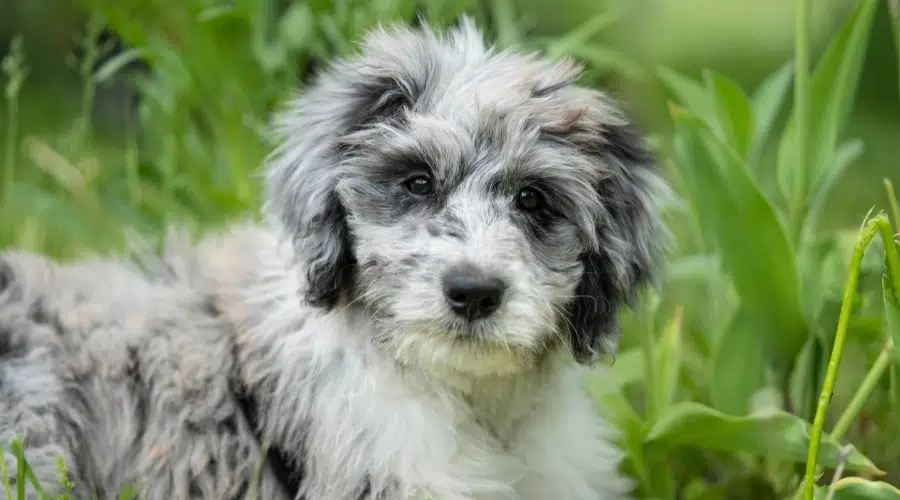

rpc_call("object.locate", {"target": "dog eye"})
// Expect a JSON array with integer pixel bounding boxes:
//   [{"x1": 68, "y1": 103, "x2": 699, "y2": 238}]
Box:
[
  {"x1": 405, "y1": 176, "x2": 434, "y2": 196},
  {"x1": 516, "y1": 187, "x2": 545, "y2": 212}
]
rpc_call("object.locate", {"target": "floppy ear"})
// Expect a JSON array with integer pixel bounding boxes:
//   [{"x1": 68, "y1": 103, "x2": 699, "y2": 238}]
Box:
[
  {"x1": 567, "y1": 116, "x2": 667, "y2": 364},
  {"x1": 263, "y1": 29, "x2": 429, "y2": 310},
  {"x1": 264, "y1": 128, "x2": 355, "y2": 310}
]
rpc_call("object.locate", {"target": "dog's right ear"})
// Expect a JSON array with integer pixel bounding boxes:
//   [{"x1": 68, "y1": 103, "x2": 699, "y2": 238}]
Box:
[
  {"x1": 264, "y1": 26, "x2": 435, "y2": 310},
  {"x1": 265, "y1": 136, "x2": 354, "y2": 310}
]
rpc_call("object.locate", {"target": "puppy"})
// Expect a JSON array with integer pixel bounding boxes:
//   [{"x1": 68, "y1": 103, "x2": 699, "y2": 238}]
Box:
[{"x1": 0, "y1": 17, "x2": 666, "y2": 500}]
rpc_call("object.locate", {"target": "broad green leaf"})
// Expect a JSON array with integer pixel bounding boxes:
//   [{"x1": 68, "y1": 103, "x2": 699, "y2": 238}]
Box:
[
  {"x1": 710, "y1": 307, "x2": 767, "y2": 415},
  {"x1": 775, "y1": 0, "x2": 878, "y2": 204},
  {"x1": 671, "y1": 107, "x2": 807, "y2": 363},
  {"x1": 748, "y1": 60, "x2": 794, "y2": 164},
  {"x1": 645, "y1": 402, "x2": 882, "y2": 475},
  {"x1": 704, "y1": 70, "x2": 753, "y2": 157},
  {"x1": 827, "y1": 478, "x2": 900, "y2": 500}
]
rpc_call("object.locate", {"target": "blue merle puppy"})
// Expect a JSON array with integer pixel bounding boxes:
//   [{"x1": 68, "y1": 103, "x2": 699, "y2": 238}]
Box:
[{"x1": 0, "y1": 17, "x2": 667, "y2": 500}]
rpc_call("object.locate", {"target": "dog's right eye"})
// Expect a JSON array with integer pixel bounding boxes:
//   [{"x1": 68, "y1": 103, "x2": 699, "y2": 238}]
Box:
[{"x1": 405, "y1": 176, "x2": 434, "y2": 196}]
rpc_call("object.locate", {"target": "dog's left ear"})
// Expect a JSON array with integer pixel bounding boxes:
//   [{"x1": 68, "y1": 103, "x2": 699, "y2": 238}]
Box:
[{"x1": 565, "y1": 106, "x2": 667, "y2": 365}]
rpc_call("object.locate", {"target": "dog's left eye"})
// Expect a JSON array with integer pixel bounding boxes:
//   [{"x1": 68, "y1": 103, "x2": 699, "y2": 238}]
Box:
[
  {"x1": 516, "y1": 187, "x2": 545, "y2": 212},
  {"x1": 405, "y1": 176, "x2": 434, "y2": 196}
]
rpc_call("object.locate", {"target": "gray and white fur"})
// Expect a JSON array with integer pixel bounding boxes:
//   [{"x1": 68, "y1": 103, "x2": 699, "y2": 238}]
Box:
[{"x1": 0, "y1": 18, "x2": 667, "y2": 500}]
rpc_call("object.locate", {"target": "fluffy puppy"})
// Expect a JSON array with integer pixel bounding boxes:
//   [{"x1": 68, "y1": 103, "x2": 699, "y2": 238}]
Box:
[{"x1": 0, "y1": 17, "x2": 666, "y2": 500}]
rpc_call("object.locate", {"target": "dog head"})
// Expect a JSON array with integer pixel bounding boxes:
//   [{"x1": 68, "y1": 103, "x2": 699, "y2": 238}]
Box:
[{"x1": 265, "y1": 18, "x2": 667, "y2": 376}]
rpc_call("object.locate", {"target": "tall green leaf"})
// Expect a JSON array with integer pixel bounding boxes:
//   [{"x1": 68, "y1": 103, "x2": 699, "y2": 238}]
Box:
[
  {"x1": 645, "y1": 402, "x2": 882, "y2": 475},
  {"x1": 775, "y1": 0, "x2": 878, "y2": 212},
  {"x1": 748, "y1": 60, "x2": 794, "y2": 165},
  {"x1": 704, "y1": 70, "x2": 753, "y2": 158},
  {"x1": 652, "y1": 307, "x2": 684, "y2": 414},
  {"x1": 671, "y1": 107, "x2": 807, "y2": 364},
  {"x1": 710, "y1": 307, "x2": 767, "y2": 415}
]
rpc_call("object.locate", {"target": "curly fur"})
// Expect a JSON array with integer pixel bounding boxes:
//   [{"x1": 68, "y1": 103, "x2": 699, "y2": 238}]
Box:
[{"x1": 0, "y1": 18, "x2": 667, "y2": 500}]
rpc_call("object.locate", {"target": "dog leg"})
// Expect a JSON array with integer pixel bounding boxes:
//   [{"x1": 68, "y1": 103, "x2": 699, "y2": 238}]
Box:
[{"x1": 0, "y1": 334, "x2": 82, "y2": 498}]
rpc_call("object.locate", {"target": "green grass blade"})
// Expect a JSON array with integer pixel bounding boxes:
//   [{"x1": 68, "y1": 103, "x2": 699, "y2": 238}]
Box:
[
  {"x1": 0, "y1": 444, "x2": 12, "y2": 500},
  {"x1": 10, "y1": 437, "x2": 47, "y2": 499}
]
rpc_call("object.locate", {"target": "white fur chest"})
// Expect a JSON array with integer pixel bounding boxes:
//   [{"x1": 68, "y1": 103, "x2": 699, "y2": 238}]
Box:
[{"x1": 256, "y1": 312, "x2": 631, "y2": 500}]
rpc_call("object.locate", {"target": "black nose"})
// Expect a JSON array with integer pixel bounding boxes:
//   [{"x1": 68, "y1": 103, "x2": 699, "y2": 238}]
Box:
[{"x1": 442, "y1": 267, "x2": 506, "y2": 321}]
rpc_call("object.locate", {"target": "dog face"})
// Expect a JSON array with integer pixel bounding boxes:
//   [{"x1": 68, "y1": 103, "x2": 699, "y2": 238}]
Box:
[{"x1": 265, "y1": 19, "x2": 666, "y2": 376}]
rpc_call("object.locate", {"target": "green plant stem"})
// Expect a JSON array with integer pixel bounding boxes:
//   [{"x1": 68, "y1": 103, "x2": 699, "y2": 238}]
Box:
[
  {"x1": 789, "y1": 0, "x2": 813, "y2": 241},
  {"x1": 0, "y1": 444, "x2": 12, "y2": 500},
  {"x1": 830, "y1": 342, "x2": 893, "y2": 442},
  {"x1": 885, "y1": 179, "x2": 900, "y2": 232},
  {"x1": 880, "y1": 216, "x2": 900, "y2": 295},
  {"x1": 802, "y1": 215, "x2": 885, "y2": 500}
]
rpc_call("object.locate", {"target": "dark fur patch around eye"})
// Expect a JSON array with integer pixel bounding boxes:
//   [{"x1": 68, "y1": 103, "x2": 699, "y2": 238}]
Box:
[{"x1": 487, "y1": 173, "x2": 566, "y2": 238}]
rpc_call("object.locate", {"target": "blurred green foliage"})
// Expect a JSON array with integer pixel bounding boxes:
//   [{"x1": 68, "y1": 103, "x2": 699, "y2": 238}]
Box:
[{"x1": 2, "y1": 0, "x2": 900, "y2": 499}]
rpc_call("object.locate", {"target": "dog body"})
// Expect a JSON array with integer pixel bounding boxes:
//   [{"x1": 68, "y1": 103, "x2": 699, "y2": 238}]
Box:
[{"x1": 0, "y1": 18, "x2": 665, "y2": 500}]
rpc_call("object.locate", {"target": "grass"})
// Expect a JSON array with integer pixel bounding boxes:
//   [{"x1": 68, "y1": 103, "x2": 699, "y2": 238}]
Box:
[{"x1": 2, "y1": 0, "x2": 900, "y2": 498}]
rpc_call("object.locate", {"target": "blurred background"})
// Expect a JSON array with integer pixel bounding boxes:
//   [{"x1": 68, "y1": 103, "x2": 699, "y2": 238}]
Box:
[
  {"x1": 1, "y1": 0, "x2": 896, "y2": 252},
  {"x1": 1, "y1": 0, "x2": 899, "y2": 498}
]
